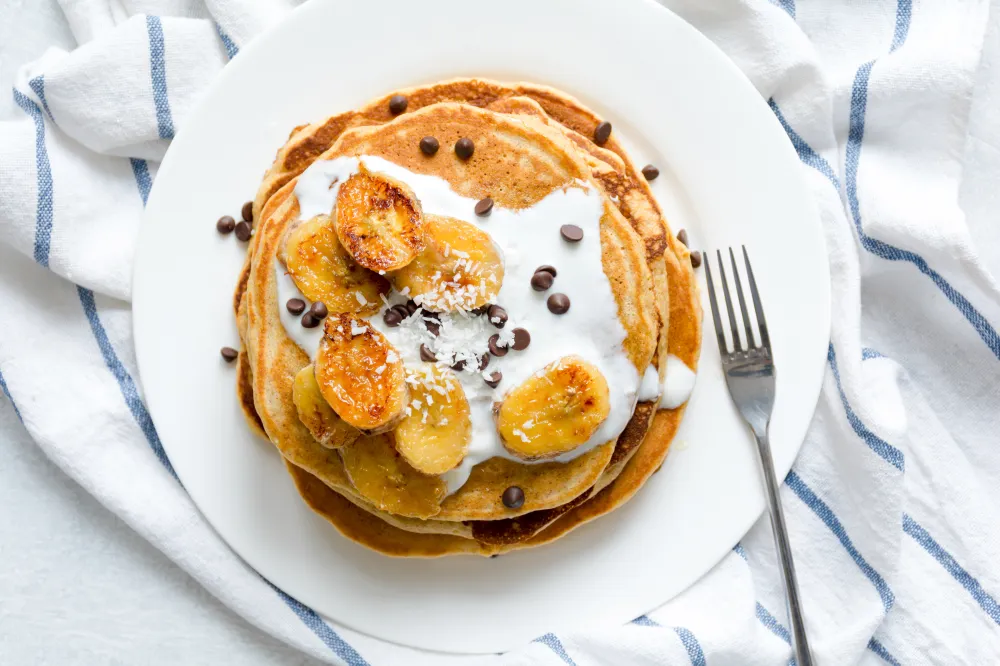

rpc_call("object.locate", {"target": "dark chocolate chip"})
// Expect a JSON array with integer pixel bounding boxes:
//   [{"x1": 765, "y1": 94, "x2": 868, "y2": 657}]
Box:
[
  {"x1": 641, "y1": 164, "x2": 660, "y2": 181},
  {"x1": 547, "y1": 293, "x2": 570, "y2": 314},
  {"x1": 301, "y1": 312, "x2": 319, "y2": 328},
  {"x1": 455, "y1": 137, "x2": 475, "y2": 160},
  {"x1": 422, "y1": 310, "x2": 441, "y2": 336},
  {"x1": 690, "y1": 250, "x2": 702, "y2": 268},
  {"x1": 419, "y1": 344, "x2": 437, "y2": 362},
  {"x1": 560, "y1": 224, "x2": 583, "y2": 242},
  {"x1": 451, "y1": 358, "x2": 467, "y2": 371},
  {"x1": 530, "y1": 271, "x2": 553, "y2": 291},
  {"x1": 388, "y1": 94, "x2": 408, "y2": 115},
  {"x1": 475, "y1": 197, "x2": 494, "y2": 217},
  {"x1": 309, "y1": 301, "x2": 328, "y2": 320},
  {"x1": 220, "y1": 346, "x2": 238, "y2": 362},
  {"x1": 511, "y1": 327, "x2": 530, "y2": 351},
  {"x1": 419, "y1": 136, "x2": 439, "y2": 156},
  {"x1": 286, "y1": 298, "x2": 306, "y2": 315},
  {"x1": 216, "y1": 215, "x2": 236, "y2": 234},
  {"x1": 677, "y1": 229, "x2": 689, "y2": 247},
  {"x1": 478, "y1": 354, "x2": 490, "y2": 371},
  {"x1": 502, "y1": 485, "x2": 525, "y2": 509},
  {"x1": 234, "y1": 221, "x2": 252, "y2": 242},
  {"x1": 405, "y1": 300, "x2": 419, "y2": 315},
  {"x1": 484, "y1": 371, "x2": 502, "y2": 389},
  {"x1": 488, "y1": 333, "x2": 508, "y2": 357},
  {"x1": 471, "y1": 304, "x2": 489, "y2": 316},
  {"x1": 487, "y1": 304, "x2": 508, "y2": 328},
  {"x1": 392, "y1": 304, "x2": 411, "y2": 320},
  {"x1": 241, "y1": 201, "x2": 254, "y2": 222},
  {"x1": 383, "y1": 308, "x2": 403, "y2": 327},
  {"x1": 594, "y1": 121, "x2": 612, "y2": 145},
  {"x1": 535, "y1": 265, "x2": 557, "y2": 278}
]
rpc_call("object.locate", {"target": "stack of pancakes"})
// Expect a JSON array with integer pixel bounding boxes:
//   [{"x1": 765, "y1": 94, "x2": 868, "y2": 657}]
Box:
[{"x1": 233, "y1": 79, "x2": 701, "y2": 556}]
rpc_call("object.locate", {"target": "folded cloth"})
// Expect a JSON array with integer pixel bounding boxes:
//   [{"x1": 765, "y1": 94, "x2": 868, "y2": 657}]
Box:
[{"x1": 2, "y1": 0, "x2": 1000, "y2": 664}]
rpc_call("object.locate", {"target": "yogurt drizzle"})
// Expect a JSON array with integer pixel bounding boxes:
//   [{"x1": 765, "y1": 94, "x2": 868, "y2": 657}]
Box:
[{"x1": 277, "y1": 155, "x2": 677, "y2": 494}]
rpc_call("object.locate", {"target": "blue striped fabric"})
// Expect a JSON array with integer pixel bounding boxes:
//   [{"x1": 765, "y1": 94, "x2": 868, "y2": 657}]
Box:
[
  {"x1": 12, "y1": 89, "x2": 54, "y2": 268},
  {"x1": 827, "y1": 344, "x2": 905, "y2": 470},
  {"x1": 785, "y1": 471, "x2": 894, "y2": 611},
  {"x1": 77, "y1": 286, "x2": 178, "y2": 479},
  {"x1": 130, "y1": 159, "x2": 153, "y2": 206},
  {"x1": 0, "y1": 369, "x2": 22, "y2": 422},
  {"x1": 755, "y1": 602, "x2": 791, "y2": 643},
  {"x1": 767, "y1": 99, "x2": 839, "y2": 190},
  {"x1": 215, "y1": 24, "x2": 239, "y2": 60},
  {"x1": 145, "y1": 16, "x2": 175, "y2": 140},
  {"x1": 672, "y1": 627, "x2": 706, "y2": 666},
  {"x1": 903, "y1": 514, "x2": 1000, "y2": 627},
  {"x1": 769, "y1": 0, "x2": 795, "y2": 20},
  {"x1": 867, "y1": 637, "x2": 901, "y2": 666},
  {"x1": 630, "y1": 614, "x2": 658, "y2": 627},
  {"x1": 861, "y1": 348, "x2": 885, "y2": 361},
  {"x1": 28, "y1": 75, "x2": 54, "y2": 120},
  {"x1": 533, "y1": 633, "x2": 577, "y2": 665}
]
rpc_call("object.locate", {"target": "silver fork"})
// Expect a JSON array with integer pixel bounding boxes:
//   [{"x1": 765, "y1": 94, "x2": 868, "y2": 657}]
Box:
[{"x1": 704, "y1": 247, "x2": 814, "y2": 666}]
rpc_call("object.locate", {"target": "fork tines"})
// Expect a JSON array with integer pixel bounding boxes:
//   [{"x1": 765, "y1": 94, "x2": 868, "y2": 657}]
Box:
[{"x1": 704, "y1": 247, "x2": 770, "y2": 355}]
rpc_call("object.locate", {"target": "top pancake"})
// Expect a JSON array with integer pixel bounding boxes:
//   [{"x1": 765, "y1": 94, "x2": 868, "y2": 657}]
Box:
[{"x1": 244, "y1": 102, "x2": 660, "y2": 523}]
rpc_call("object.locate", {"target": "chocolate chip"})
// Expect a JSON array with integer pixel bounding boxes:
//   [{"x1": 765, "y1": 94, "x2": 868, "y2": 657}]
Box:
[
  {"x1": 530, "y1": 271, "x2": 553, "y2": 291},
  {"x1": 478, "y1": 354, "x2": 490, "y2": 371},
  {"x1": 420, "y1": 136, "x2": 439, "y2": 156},
  {"x1": 560, "y1": 224, "x2": 583, "y2": 242},
  {"x1": 419, "y1": 344, "x2": 437, "y2": 362},
  {"x1": 388, "y1": 94, "x2": 408, "y2": 115},
  {"x1": 383, "y1": 308, "x2": 403, "y2": 327},
  {"x1": 547, "y1": 293, "x2": 570, "y2": 314},
  {"x1": 594, "y1": 121, "x2": 612, "y2": 145},
  {"x1": 471, "y1": 304, "x2": 489, "y2": 316},
  {"x1": 535, "y1": 265, "x2": 557, "y2": 278},
  {"x1": 309, "y1": 301, "x2": 328, "y2": 319},
  {"x1": 234, "y1": 221, "x2": 252, "y2": 242},
  {"x1": 451, "y1": 358, "x2": 467, "y2": 371},
  {"x1": 677, "y1": 229, "x2": 689, "y2": 247},
  {"x1": 301, "y1": 312, "x2": 319, "y2": 328},
  {"x1": 455, "y1": 137, "x2": 475, "y2": 160},
  {"x1": 286, "y1": 298, "x2": 306, "y2": 315},
  {"x1": 422, "y1": 310, "x2": 440, "y2": 336},
  {"x1": 220, "y1": 346, "x2": 238, "y2": 362},
  {"x1": 392, "y1": 304, "x2": 411, "y2": 320},
  {"x1": 216, "y1": 215, "x2": 236, "y2": 234},
  {"x1": 511, "y1": 327, "x2": 530, "y2": 350},
  {"x1": 690, "y1": 250, "x2": 702, "y2": 268},
  {"x1": 487, "y1": 304, "x2": 508, "y2": 328},
  {"x1": 502, "y1": 486, "x2": 525, "y2": 509},
  {"x1": 641, "y1": 164, "x2": 660, "y2": 181},
  {"x1": 475, "y1": 197, "x2": 494, "y2": 216},
  {"x1": 241, "y1": 201, "x2": 254, "y2": 222},
  {"x1": 488, "y1": 333, "x2": 508, "y2": 357},
  {"x1": 405, "y1": 300, "x2": 419, "y2": 315},
  {"x1": 484, "y1": 371, "x2": 502, "y2": 389}
]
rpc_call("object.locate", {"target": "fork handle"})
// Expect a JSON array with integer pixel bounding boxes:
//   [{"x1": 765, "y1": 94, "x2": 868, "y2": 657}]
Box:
[{"x1": 753, "y1": 430, "x2": 814, "y2": 666}]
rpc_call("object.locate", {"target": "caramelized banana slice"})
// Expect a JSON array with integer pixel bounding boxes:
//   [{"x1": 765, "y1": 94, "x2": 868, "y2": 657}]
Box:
[
  {"x1": 390, "y1": 215, "x2": 503, "y2": 312},
  {"x1": 292, "y1": 364, "x2": 360, "y2": 449},
  {"x1": 394, "y1": 366, "x2": 472, "y2": 475},
  {"x1": 314, "y1": 315, "x2": 408, "y2": 432},
  {"x1": 335, "y1": 168, "x2": 425, "y2": 272},
  {"x1": 340, "y1": 432, "x2": 446, "y2": 519},
  {"x1": 283, "y1": 215, "x2": 388, "y2": 316},
  {"x1": 495, "y1": 356, "x2": 611, "y2": 460}
]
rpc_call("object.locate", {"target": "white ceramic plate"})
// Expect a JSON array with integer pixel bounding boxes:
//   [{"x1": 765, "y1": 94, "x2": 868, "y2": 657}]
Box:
[{"x1": 133, "y1": 0, "x2": 828, "y2": 654}]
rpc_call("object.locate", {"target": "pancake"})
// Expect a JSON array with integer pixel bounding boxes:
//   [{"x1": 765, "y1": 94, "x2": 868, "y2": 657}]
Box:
[
  {"x1": 235, "y1": 80, "x2": 702, "y2": 556},
  {"x1": 244, "y1": 102, "x2": 660, "y2": 528}
]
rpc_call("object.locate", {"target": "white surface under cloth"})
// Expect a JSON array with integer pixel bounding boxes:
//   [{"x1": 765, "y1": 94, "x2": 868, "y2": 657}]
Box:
[{"x1": 2, "y1": 1, "x2": 1000, "y2": 665}]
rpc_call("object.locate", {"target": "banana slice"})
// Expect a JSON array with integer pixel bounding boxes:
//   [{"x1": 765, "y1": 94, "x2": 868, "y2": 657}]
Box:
[
  {"x1": 283, "y1": 215, "x2": 388, "y2": 316},
  {"x1": 495, "y1": 356, "x2": 611, "y2": 460},
  {"x1": 340, "y1": 432, "x2": 447, "y2": 519},
  {"x1": 335, "y1": 168, "x2": 425, "y2": 272},
  {"x1": 314, "y1": 314, "x2": 408, "y2": 432},
  {"x1": 394, "y1": 366, "x2": 472, "y2": 475},
  {"x1": 390, "y1": 215, "x2": 503, "y2": 312},
  {"x1": 292, "y1": 364, "x2": 360, "y2": 449}
]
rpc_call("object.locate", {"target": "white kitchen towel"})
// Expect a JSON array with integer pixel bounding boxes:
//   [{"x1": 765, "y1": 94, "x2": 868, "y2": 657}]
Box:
[{"x1": 2, "y1": 0, "x2": 1000, "y2": 664}]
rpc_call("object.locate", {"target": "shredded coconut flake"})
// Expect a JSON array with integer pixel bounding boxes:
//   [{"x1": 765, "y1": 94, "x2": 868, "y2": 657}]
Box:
[{"x1": 355, "y1": 292, "x2": 368, "y2": 306}]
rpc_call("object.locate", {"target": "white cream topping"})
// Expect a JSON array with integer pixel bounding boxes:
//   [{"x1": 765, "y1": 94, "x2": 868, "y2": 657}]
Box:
[
  {"x1": 661, "y1": 355, "x2": 697, "y2": 409},
  {"x1": 281, "y1": 155, "x2": 641, "y2": 494},
  {"x1": 637, "y1": 364, "x2": 661, "y2": 402}
]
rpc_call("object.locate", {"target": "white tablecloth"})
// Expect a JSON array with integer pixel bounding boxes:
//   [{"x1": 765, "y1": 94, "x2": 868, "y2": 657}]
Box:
[{"x1": 2, "y1": 0, "x2": 1000, "y2": 663}]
